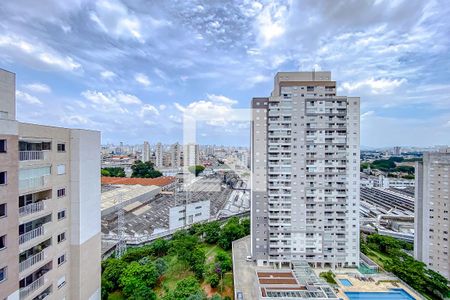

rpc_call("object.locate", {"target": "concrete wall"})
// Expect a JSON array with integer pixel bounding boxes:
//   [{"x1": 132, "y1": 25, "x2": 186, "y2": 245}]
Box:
[{"x1": 70, "y1": 129, "x2": 101, "y2": 300}]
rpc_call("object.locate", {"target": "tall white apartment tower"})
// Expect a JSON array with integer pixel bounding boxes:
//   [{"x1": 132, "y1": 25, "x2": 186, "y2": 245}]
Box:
[
  {"x1": 415, "y1": 149, "x2": 450, "y2": 279},
  {"x1": 0, "y1": 69, "x2": 101, "y2": 300},
  {"x1": 251, "y1": 71, "x2": 360, "y2": 268},
  {"x1": 170, "y1": 142, "x2": 181, "y2": 168},
  {"x1": 155, "y1": 142, "x2": 163, "y2": 168},
  {"x1": 142, "y1": 141, "x2": 150, "y2": 162},
  {"x1": 183, "y1": 143, "x2": 199, "y2": 168}
]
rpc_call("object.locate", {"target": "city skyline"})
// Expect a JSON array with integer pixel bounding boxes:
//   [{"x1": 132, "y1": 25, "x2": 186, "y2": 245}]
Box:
[{"x1": 1, "y1": 0, "x2": 450, "y2": 147}]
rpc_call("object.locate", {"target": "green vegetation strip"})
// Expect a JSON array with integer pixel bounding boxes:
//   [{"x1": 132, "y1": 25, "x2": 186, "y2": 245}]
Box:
[
  {"x1": 361, "y1": 234, "x2": 449, "y2": 300},
  {"x1": 101, "y1": 217, "x2": 249, "y2": 300}
]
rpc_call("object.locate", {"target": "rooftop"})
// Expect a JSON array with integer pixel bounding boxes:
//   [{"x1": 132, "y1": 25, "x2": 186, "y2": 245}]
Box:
[{"x1": 101, "y1": 176, "x2": 176, "y2": 187}]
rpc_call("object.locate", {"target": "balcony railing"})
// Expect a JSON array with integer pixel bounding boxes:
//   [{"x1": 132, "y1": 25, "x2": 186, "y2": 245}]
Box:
[
  {"x1": 19, "y1": 176, "x2": 48, "y2": 191},
  {"x1": 19, "y1": 275, "x2": 46, "y2": 299},
  {"x1": 19, "y1": 201, "x2": 46, "y2": 217},
  {"x1": 19, "y1": 226, "x2": 44, "y2": 245},
  {"x1": 19, "y1": 151, "x2": 44, "y2": 161},
  {"x1": 19, "y1": 250, "x2": 47, "y2": 273}
]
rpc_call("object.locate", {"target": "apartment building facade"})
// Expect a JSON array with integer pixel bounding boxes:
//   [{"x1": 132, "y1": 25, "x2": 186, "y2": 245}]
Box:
[
  {"x1": 142, "y1": 141, "x2": 150, "y2": 162},
  {"x1": 251, "y1": 71, "x2": 360, "y2": 268},
  {"x1": 170, "y1": 142, "x2": 181, "y2": 168},
  {"x1": 0, "y1": 69, "x2": 101, "y2": 300},
  {"x1": 415, "y1": 150, "x2": 450, "y2": 279},
  {"x1": 155, "y1": 142, "x2": 163, "y2": 168}
]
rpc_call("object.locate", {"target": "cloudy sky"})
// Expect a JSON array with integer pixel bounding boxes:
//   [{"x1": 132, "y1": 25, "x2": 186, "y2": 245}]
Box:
[{"x1": 1, "y1": 0, "x2": 449, "y2": 147}]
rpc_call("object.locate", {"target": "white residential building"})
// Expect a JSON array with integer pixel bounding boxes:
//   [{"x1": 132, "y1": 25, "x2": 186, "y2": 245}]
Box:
[
  {"x1": 251, "y1": 71, "x2": 360, "y2": 268},
  {"x1": 415, "y1": 149, "x2": 450, "y2": 279},
  {"x1": 183, "y1": 143, "x2": 199, "y2": 168},
  {"x1": 170, "y1": 143, "x2": 181, "y2": 168},
  {"x1": 155, "y1": 142, "x2": 163, "y2": 168},
  {"x1": 0, "y1": 68, "x2": 101, "y2": 300},
  {"x1": 142, "y1": 141, "x2": 150, "y2": 162}
]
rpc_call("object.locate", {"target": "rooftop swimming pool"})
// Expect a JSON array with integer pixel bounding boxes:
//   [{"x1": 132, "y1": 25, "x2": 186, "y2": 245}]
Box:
[
  {"x1": 339, "y1": 279, "x2": 353, "y2": 286},
  {"x1": 345, "y1": 289, "x2": 415, "y2": 300}
]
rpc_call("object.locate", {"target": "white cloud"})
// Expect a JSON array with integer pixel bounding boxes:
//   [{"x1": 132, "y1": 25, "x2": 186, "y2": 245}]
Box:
[
  {"x1": 100, "y1": 70, "x2": 117, "y2": 80},
  {"x1": 138, "y1": 104, "x2": 159, "y2": 117},
  {"x1": 361, "y1": 110, "x2": 375, "y2": 120},
  {"x1": 134, "y1": 73, "x2": 151, "y2": 87},
  {"x1": 175, "y1": 94, "x2": 241, "y2": 126},
  {"x1": 206, "y1": 94, "x2": 238, "y2": 105},
  {"x1": 60, "y1": 115, "x2": 90, "y2": 126},
  {"x1": 90, "y1": 0, "x2": 152, "y2": 43},
  {"x1": 256, "y1": 2, "x2": 287, "y2": 46},
  {"x1": 81, "y1": 90, "x2": 142, "y2": 114},
  {"x1": 0, "y1": 35, "x2": 81, "y2": 71},
  {"x1": 159, "y1": 104, "x2": 167, "y2": 110},
  {"x1": 23, "y1": 83, "x2": 51, "y2": 93},
  {"x1": 342, "y1": 78, "x2": 407, "y2": 94},
  {"x1": 16, "y1": 90, "x2": 43, "y2": 105}
]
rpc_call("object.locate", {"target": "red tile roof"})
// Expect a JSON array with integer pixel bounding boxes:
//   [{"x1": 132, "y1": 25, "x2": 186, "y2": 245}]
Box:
[{"x1": 101, "y1": 176, "x2": 176, "y2": 187}]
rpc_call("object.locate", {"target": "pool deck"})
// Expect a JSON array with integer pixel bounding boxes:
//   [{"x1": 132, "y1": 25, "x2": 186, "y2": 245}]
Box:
[{"x1": 333, "y1": 273, "x2": 423, "y2": 300}]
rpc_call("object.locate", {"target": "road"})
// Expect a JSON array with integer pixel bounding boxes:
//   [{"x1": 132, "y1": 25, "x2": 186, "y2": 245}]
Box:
[{"x1": 232, "y1": 236, "x2": 257, "y2": 300}]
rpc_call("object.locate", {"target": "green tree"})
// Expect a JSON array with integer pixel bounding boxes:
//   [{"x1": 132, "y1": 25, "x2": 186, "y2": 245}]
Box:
[
  {"x1": 188, "y1": 165, "x2": 206, "y2": 176},
  {"x1": 131, "y1": 160, "x2": 162, "y2": 178},
  {"x1": 215, "y1": 251, "x2": 232, "y2": 273},
  {"x1": 102, "y1": 167, "x2": 126, "y2": 177},
  {"x1": 218, "y1": 217, "x2": 245, "y2": 250},
  {"x1": 102, "y1": 258, "x2": 127, "y2": 290},
  {"x1": 164, "y1": 276, "x2": 205, "y2": 300},
  {"x1": 241, "y1": 218, "x2": 250, "y2": 236},
  {"x1": 171, "y1": 234, "x2": 199, "y2": 264},
  {"x1": 395, "y1": 165, "x2": 415, "y2": 174},
  {"x1": 207, "y1": 273, "x2": 220, "y2": 288},
  {"x1": 151, "y1": 238, "x2": 170, "y2": 257},
  {"x1": 154, "y1": 258, "x2": 168, "y2": 276},
  {"x1": 190, "y1": 247, "x2": 206, "y2": 279},
  {"x1": 203, "y1": 221, "x2": 221, "y2": 244},
  {"x1": 119, "y1": 261, "x2": 159, "y2": 295},
  {"x1": 101, "y1": 276, "x2": 113, "y2": 300}
]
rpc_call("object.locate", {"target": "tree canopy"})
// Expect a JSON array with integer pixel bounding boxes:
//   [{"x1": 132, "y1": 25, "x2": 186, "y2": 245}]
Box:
[
  {"x1": 101, "y1": 167, "x2": 126, "y2": 177},
  {"x1": 131, "y1": 160, "x2": 163, "y2": 178},
  {"x1": 188, "y1": 165, "x2": 206, "y2": 176}
]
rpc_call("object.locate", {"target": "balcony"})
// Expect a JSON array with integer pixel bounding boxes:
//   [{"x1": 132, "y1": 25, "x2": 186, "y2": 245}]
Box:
[
  {"x1": 19, "y1": 200, "x2": 49, "y2": 218},
  {"x1": 20, "y1": 275, "x2": 47, "y2": 299},
  {"x1": 19, "y1": 226, "x2": 45, "y2": 245},
  {"x1": 19, "y1": 176, "x2": 49, "y2": 192},
  {"x1": 20, "y1": 249, "x2": 47, "y2": 273},
  {"x1": 19, "y1": 151, "x2": 45, "y2": 162}
]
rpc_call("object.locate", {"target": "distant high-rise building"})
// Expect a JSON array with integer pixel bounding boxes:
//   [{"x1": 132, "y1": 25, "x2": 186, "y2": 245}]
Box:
[
  {"x1": 393, "y1": 146, "x2": 401, "y2": 156},
  {"x1": 155, "y1": 142, "x2": 163, "y2": 168},
  {"x1": 183, "y1": 143, "x2": 199, "y2": 167},
  {"x1": 142, "y1": 141, "x2": 150, "y2": 162},
  {"x1": 0, "y1": 69, "x2": 101, "y2": 300},
  {"x1": 170, "y1": 143, "x2": 181, "y2": 168},
  {"x1": 251, "y1": 71, "x2": 360, "y2": 268},
  {"x1": 415, "y1": 149, "x2": 450, "y2": 279}
]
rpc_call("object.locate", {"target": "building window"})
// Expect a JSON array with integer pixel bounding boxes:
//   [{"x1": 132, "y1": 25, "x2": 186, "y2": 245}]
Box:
[
  {"x1": 0, "y1": 204, "x2": 6, "y2": 218},
  {"x1": 0, "y1": 267, "x2": 6, "y2": 282},
  {"x1": 57, "y1": 188, "x2": 66, "y2": 198},
  {"x1": 0, "y1": 235, "x2": 5, "y2": 250},
  {"x1": 58, "y1": 254, "x2": 66, "y2": 266},
  {"x1": 57, "y1": 210, "x2": 66, "y2": 220},
  {"x1": 57, "y1": 276, "x2": 66, "y2": 289},
  {"x1": 0, "y1": 140, "x2": 6, "y2": 153},
  {"x1": 57, "y1": 164, "x2": 65, "y2": 175},
  {"x1": 57, "y1": 232, "x2": 66, "y2": 243},
  {"x1": 0, "y1": 171, "x2": 6, "y2": 185},
  {"x1": 57, "y1": 143, "x2": 66, "y2": 152}
]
